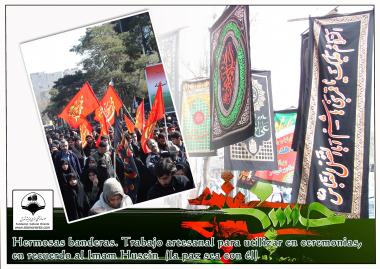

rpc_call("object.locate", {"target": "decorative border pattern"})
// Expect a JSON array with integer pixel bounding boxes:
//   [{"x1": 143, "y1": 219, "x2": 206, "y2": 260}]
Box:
[{"x1": 297, "y1": 13, "x2": 370, "y2": 219}]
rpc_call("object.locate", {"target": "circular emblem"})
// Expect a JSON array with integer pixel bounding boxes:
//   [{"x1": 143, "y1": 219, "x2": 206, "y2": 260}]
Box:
[
  {"x1": 193, "y1": 111, "x2": 205, "y2": 125},
  {"x1": 21, "y1": 192, "x2": 46, "y2": 215}
]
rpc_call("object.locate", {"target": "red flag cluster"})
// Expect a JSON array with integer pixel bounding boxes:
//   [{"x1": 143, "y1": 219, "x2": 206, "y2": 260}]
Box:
[
  {"x1": 58, "y1": 81, "x2": 123, "y2": 145},
  {"x1": 58, "y1": 81, "x2": 165, "y2": 152}
]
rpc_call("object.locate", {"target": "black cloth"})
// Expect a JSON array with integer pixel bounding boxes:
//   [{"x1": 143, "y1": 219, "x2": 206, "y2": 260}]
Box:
[
  {"x1": 80, "y1": 157, "x2": 97, "y2": 183},
  {"x1": 56, "y1": 159, "x2": 79, "y2": 189},
  {"x1": 210, "y1": 5, "x2": 253, "y2": 149},
  {"x1": 82, "y1": 156, "x2": 97, "y2": 172},
  {"x1": 131, "y1": 141, "x2": 140, "y2": 155},
  {"x1": 158, "y1": 143, "x2": 169, "y2": 152},
  {"x1": 81, "y1": 163, "x2": 101, "y2": 207},
  {"x1": 83, "y1": 142, "x2": 97, "y2": 157},
  {"x1": 96, "y1": 158, "x2": 113, "y2": 193},
  {"x1": 61, "y1": 180, "x2": 90, "y2": 221},
  {"x1": 135, "y1": 157, "x2": 156, "y2": 203},
  {"x1": 147, "y1": 175, "x2": 194, "y2": 200},
  {"x1": 291, "y1": 11, "x2": 374, "y2": 218},
  {"x1": 51, "y1": 150, "x2": 59, "y2": 163},
  {"x1": 132, "y1": 141, "x2": 147, "y2": 166},
  {"x1": 115, "y1": 156, "x2": 126, "y2": 184},
  {"x1": 292, "y1": 31, "x2": 311, "y2": 151},
  {"x1": 54, "y1": 150, "x2": 82, "y2": 176},
  {"x1": 70, "y1": 145, "x2": 84, "y2": 167},
  {"x1": 116, "y1": 146, "x2": 140, "y2": 203}
]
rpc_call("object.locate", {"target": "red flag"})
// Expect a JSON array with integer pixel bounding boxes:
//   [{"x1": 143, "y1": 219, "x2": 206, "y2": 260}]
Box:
[
  {"x1": 99, "y1": 85, "x2": 123, "y2": 125},
  {"x1": 58, "y1": 81, "x2": 99, "y2": 128},
  {"x1": 135, "y1": 99, "x2": 145, "y2": 132},
  {"x1": 149, "y1": 81, "x2": 165, "y2": 122},
  {"x1": 79, "y1": 119, "x2": 93, "y2": 147},
  {"x1": 124, "y1": 114, "x2": 135, "y2": 134},
  {"x1": 140, "y1": 82, "x2": 166, "y2": 153},
  {"x1": 94, "y1": 106, "x2": 109, "y2": 147},
  {"x1": 141, "y1": 121, "x2": 156, "y2": 154}
]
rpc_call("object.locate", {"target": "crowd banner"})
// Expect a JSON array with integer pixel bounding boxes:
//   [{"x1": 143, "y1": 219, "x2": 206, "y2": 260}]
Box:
[
  {"x1": 224, "y1": 70, "x2": 277, "y2": 171},
  {"x1": 292, "y1": 11, "x2": 374, "y2": 218},
  {"x1": 210, "y1": 5, "x2": 253, "y2": 149},
  {"x1": 145, "y1": 63, "x2": 175, "y2": 113},
  {"x1": 181, "y1": 78, "x2": 217, "y2": 157}
]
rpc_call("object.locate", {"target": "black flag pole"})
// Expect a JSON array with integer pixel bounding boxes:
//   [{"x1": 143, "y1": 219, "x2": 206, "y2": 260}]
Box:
[{"x1": 122, "y1": 103, "x2": 136, "y2": 125}]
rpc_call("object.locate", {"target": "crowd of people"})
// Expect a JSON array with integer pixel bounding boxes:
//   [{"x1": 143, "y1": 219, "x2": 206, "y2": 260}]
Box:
[{"x1": 46, "y1": 119, "x2": 194, "y2": 221}]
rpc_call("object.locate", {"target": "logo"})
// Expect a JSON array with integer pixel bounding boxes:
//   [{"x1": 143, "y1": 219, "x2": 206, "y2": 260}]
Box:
[
  {"x1": 13, "y1": 190, "x2": 53, "y2": 230},
  {"x1": 21, "y1": 192, "x2": 46, "y2": 215}
]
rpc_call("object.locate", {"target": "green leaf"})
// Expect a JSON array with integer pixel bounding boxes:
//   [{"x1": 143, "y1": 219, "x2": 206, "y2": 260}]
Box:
[
  {"x1": 250, "y1": 182, "x2": 273, "y2": 205},
  {"x1": 299, "y1": 202, "x2": 346, "y2": 228},
  {"x1": 223, "y1": 208, "x2": 272, "y2": 230},
  {"x1": 264, "y1": 227, "x2": 278, "y2": 240}
]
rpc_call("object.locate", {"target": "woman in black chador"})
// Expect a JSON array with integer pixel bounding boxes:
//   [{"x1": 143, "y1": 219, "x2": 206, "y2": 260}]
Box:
[
  {"x1": 56, "y1": 158, "x2": 79, "y2": 189},
  {"x1": 62, "y1": 173, "x2": 90, "y2": 221}
]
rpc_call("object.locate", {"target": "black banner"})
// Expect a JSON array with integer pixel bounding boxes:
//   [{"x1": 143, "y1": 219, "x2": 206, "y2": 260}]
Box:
[
  {"x1": 292, "y1": 31, "x2": 310, "y2": 151},
  {"x1": 210, "y1": 5, "x2": 253, "y2": 149},
  {"x1": 292, "y1": 10, "x2": 374, "y2": 218},
  {"x1": 224, "y1": 70, "x2": 277, "y2": 171}
]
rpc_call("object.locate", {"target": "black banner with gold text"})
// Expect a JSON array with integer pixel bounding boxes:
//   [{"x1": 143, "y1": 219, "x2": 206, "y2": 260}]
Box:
[{"x1": 292, "y1": 10, "x2": 374, "y2": 218}]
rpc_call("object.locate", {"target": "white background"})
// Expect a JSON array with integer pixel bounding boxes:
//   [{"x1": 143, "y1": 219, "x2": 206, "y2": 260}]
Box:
[
  {"x1": 13, "y1": 190, "x2": 53, "y2": 230},
  {"x1": 1, "y1": 0, "x2": 379, "y2": 268}
]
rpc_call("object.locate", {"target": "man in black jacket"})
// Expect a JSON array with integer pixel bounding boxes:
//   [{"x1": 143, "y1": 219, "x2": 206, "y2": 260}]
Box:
[
  {"x1": 54, "y1": 140, "x2": 82, "y2": 176},
  {"x1": 68, "y1": 136, "x2": 85, "y2": 167},
  {"x1": 147, "y1": 158, "x2": 194, "y2": 200}
]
